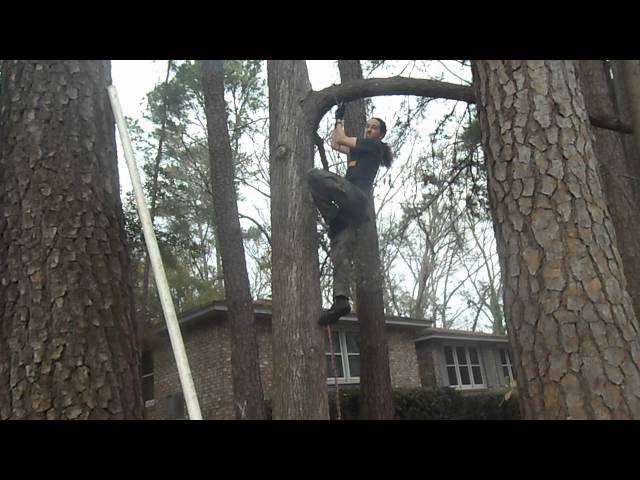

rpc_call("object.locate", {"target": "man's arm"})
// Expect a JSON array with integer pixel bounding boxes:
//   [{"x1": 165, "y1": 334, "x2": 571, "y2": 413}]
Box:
[
  {"x1": 330, "y1": 121, "x2": 351, "y2": 154},
  {"x1": 332, "y1": 120, "x2": 358, "y2": 150}
]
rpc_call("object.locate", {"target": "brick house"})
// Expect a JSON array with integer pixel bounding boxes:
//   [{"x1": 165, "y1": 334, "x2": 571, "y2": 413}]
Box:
[{"x1": 143, "y1": 301, "x2": 513, "y2": 419}]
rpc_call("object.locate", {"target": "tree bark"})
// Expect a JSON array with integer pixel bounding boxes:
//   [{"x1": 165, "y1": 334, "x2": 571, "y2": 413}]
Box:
[
  {"x1": 472, "y1": 60, "x2": 640, "y2": 419},
  {"x1": 337, "y1": 60, "x2": 395, "y2": 420},
  {"x1": 267, "y1": 60, "x2": 329, "y2": 419},
  {"x1": 621, "y1": 61, "x2": 640, "y2": 160},
  {"x1": 201, "y1": 60, "x2": 266, "y2": 420},
  {"x1": 609, "y1": 61, "x2": 640, "y2": 203},
  {"x1": 0, "y1": 60, "x2": 143, "y2": 419},
  {"x1": 578, "y1": 60, "x2": 640, "y2": 324}
]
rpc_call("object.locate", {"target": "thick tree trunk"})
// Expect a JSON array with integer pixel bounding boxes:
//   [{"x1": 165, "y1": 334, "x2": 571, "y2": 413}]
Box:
[
  {"x1": 267, "y1": 60, "x2": 329, "y2": 419},
  {"x1": 472, "y1": 60, "x2": 640, "y2": 419},
  {"x1": 0, "y1": 60, "x2": 143, "y2": 419},
  {"x1": 338, "y1": 60, "x2": 394, "y2": 420},
  {"x1": 201, "y1": 60, "x2": 266, "y2": 420},
  {"x1": 578, "y1": 60, "x2": 640, "y2": 323}
]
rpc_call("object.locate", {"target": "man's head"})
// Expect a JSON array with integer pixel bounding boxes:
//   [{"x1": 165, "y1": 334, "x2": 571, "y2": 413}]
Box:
[{"x1": 365, "y1": 117, "x2": 387, "y2": 139}]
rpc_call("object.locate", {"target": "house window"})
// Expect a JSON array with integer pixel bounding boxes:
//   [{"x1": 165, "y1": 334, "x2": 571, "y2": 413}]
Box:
[
  {"x1": 325, "y1": 330, "x2": 360, "y2": 384},
  {"x1": 141, "y1": 351, "x2": 154, "y2": 405},
  {"x1": 444, "y1": 345, "x2": 485, "y2": 389},
  {"x1": 498, "y1": 347, "x2": 515, "y2": 384}
]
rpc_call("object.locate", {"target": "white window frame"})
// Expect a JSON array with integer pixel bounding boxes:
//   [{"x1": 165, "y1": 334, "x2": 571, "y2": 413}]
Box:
[
  {"x1": 325, "y1": 329, "x2": 360, "y2": 385},
  {"x1": 443, "y1": 344, "x2": 486, "y2": 390},
  {"x1": 498, "y1": 347, "x2": 515, "y2": 385}
]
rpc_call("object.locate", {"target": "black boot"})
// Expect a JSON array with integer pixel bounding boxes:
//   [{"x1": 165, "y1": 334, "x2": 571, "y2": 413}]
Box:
[{"x1": 319, "y1": 296, "x2": 351, "y2": 326}]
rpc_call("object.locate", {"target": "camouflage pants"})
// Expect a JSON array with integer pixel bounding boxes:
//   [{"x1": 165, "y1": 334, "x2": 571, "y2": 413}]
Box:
[{"x1": 307, "y1": 168, "x2": 369, "y2": 299}]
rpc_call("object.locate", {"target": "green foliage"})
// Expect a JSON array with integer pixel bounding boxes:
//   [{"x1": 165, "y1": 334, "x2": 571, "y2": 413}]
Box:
[
  {"x1": 325, "y1": 387, "x2": 521, "y2": 420},
  {"x1": 123, "y1": 60, "x2": 270, "y2": 327}
]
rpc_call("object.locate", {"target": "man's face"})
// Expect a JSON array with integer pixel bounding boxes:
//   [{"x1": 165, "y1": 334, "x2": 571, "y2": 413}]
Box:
[{"x1": 364, "y1": 119, "x2": 384, "y2": 139}]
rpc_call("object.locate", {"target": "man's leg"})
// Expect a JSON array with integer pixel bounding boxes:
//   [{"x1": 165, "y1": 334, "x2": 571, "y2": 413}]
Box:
[
  {"x1": 307, "y1": 169, "x2": 368, "y2": 237},
  {"x1": 319, "y1": 222, "x2": 355, "y2": 325}
]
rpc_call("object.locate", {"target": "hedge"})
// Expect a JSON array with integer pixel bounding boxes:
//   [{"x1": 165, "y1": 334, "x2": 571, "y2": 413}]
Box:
[
  {"x1": 265, "y1": 386, "x2": 521, "y2": 420},
  {"x1": 327, "y1": 386, "x2": 521, "y2": 420}
]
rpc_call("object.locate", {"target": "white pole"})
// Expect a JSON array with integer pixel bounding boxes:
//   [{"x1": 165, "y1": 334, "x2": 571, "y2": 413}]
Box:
[{"x1": 107, "y1": 85, "x2": 203, "y2": 420}]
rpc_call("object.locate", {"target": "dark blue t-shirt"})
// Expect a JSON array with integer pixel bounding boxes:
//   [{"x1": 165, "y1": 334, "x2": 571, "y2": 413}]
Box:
[{"x1": 345, "y1": 138, "x2": 383, "y2": 193}]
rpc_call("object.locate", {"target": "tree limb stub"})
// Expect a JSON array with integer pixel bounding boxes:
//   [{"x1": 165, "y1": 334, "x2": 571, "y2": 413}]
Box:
[
  {"x1": 302, "y1": 75, "x2": 634, "y2": 135},
  {"x1": 589, "y1": 114, "x2": 634, "y2": 134}
]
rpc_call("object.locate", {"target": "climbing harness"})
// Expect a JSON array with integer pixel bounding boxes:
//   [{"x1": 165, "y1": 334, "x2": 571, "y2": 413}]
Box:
[{"x1": 326, "y1": 324, "x2": 342, "y2": 420}]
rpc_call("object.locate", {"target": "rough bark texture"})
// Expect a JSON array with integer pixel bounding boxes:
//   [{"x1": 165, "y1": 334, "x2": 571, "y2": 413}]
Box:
[
  {"x1": 338, "y1": 60, "x2": 394, "y2": 419},
  {"x1": 201, "y1": 60, "x2": 266, "y2": 420},
  {"x1": 267, "y1": 60, "x2": 328, "y2": 419},
  {"x1": 472, "y1": 60, "x2": 640, "y2": 419},
  {"x1": 578, "y1": 60, "x2": 640, "y2": 323},
  {"x1": 0, "y1": 60, "x2": 143, "y2": 419}
]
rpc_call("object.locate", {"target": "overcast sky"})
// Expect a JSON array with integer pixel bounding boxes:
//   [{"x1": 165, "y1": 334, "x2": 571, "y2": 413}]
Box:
[
  {"x1": 111, "y1": 60, "x2": 344, "y2": 193},
  {"x1": 110, "y1": 60, "x2": 470, "y2": 194}
]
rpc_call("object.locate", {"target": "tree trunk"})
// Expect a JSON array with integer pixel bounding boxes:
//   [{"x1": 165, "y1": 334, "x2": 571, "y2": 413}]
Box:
[
  {"x1": 621, "y1": 61, "x2": 640, "y2": 161},
  {"x1": 141, "y1": 60, "x2": 172, "y2": 327},
  {"x1": 267, "y1": 60, "x2": 328, "y2": 419},
  {"x1": 0, "y1": 60, "x2": 143, "y2": 419},
  {"x1": 201, "y1": 60, "x2": 266, "y2": 420},
  {"x1": 472, "y1": 60, "x2": 640, "y2": 419},
  {"x1": 577, "y1": 60, "x2": 640, "y2": 323},
  {"x1": 609, "y1": 62, "x2": 640, "y2": 177},
  {"x1": 338, "y1": 60, "x2": 394, "y2": 420}
]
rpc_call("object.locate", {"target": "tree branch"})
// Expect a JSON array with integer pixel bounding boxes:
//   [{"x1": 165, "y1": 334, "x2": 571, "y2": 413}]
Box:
[
  {"x1": 589, "y1": 113, "x2": 633, "y2": 134},
  {"x1": 239, "y1": 212, "x2": 271, "y2": 247},
  {"x1": 303, "y1": 76, "x2": 476, "y2": 127},
  {"x1": 314, "y1": 132, "x2": 329, "y2": 170}
]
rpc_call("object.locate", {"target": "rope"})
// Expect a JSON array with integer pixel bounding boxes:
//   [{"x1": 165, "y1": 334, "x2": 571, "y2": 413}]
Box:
[{"x1": 326, "y1": 324, "x2": 342, "y2": 420}]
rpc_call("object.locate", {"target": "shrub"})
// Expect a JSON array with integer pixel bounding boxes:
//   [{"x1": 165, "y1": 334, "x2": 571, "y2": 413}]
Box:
[{"x1": 328, "y1": 386, "x2": 521, "y2": 420}]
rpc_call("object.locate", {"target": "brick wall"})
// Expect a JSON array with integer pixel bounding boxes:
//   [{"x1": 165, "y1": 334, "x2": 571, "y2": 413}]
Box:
[
  {"x1": 147, "y1": 321, "x2": 234, "y2": 420},
  {"x1": 415, "y1": 343, "x2": 439, "y2": 387},
  {"x1": 387, "y1": 327, "x2": 421, "y2": 388},
  {"x1": 146, "y1": 319, "x2": 423, "y2": 419}
]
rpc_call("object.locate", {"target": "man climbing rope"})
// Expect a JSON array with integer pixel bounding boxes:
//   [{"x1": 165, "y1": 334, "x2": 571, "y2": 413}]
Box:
[{"x1": 307, "y1": 102, "x2": 393, "y2": 325}]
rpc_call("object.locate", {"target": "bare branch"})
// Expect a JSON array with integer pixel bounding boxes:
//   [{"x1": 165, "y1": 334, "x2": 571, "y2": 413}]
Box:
[
  {"x1": 303, "y1": 76, "x2": 476, "y2": 127},
  {"x1": 238, "y1": 212, "x2": 272, "y2": 247},
  {"x1": 314, "y1": 132, "x2": 329, "y2": 171}
]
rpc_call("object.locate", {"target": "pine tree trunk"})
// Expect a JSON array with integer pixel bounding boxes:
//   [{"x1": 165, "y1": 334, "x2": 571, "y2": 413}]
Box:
[
  {"x1": 472, "y1": 60, "x2": 640, "y2": 419},
  {"x1": 338, "y1": 60, "x2": 394, "y2": 420},
  {"x1": 577, "y1": 60, "x2": 640, "y2": 323},
  {"x1": 267, "y1": 60, "x2": 329, "y2": 419},
  {"x1": 201, "y1": 60, "x2": 266, "y2": 420},
  {"x1": 0, "y1": 60, "x2": 143, "y2": 419}
]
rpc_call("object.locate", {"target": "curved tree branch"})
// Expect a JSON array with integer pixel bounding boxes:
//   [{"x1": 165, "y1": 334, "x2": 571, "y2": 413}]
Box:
[
  {"x1": 303, "y1": 76, "x2": 476, "y2": 127},
  {"x1": 239, "y1": 212, "x2": 272, "y2": 247}
]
